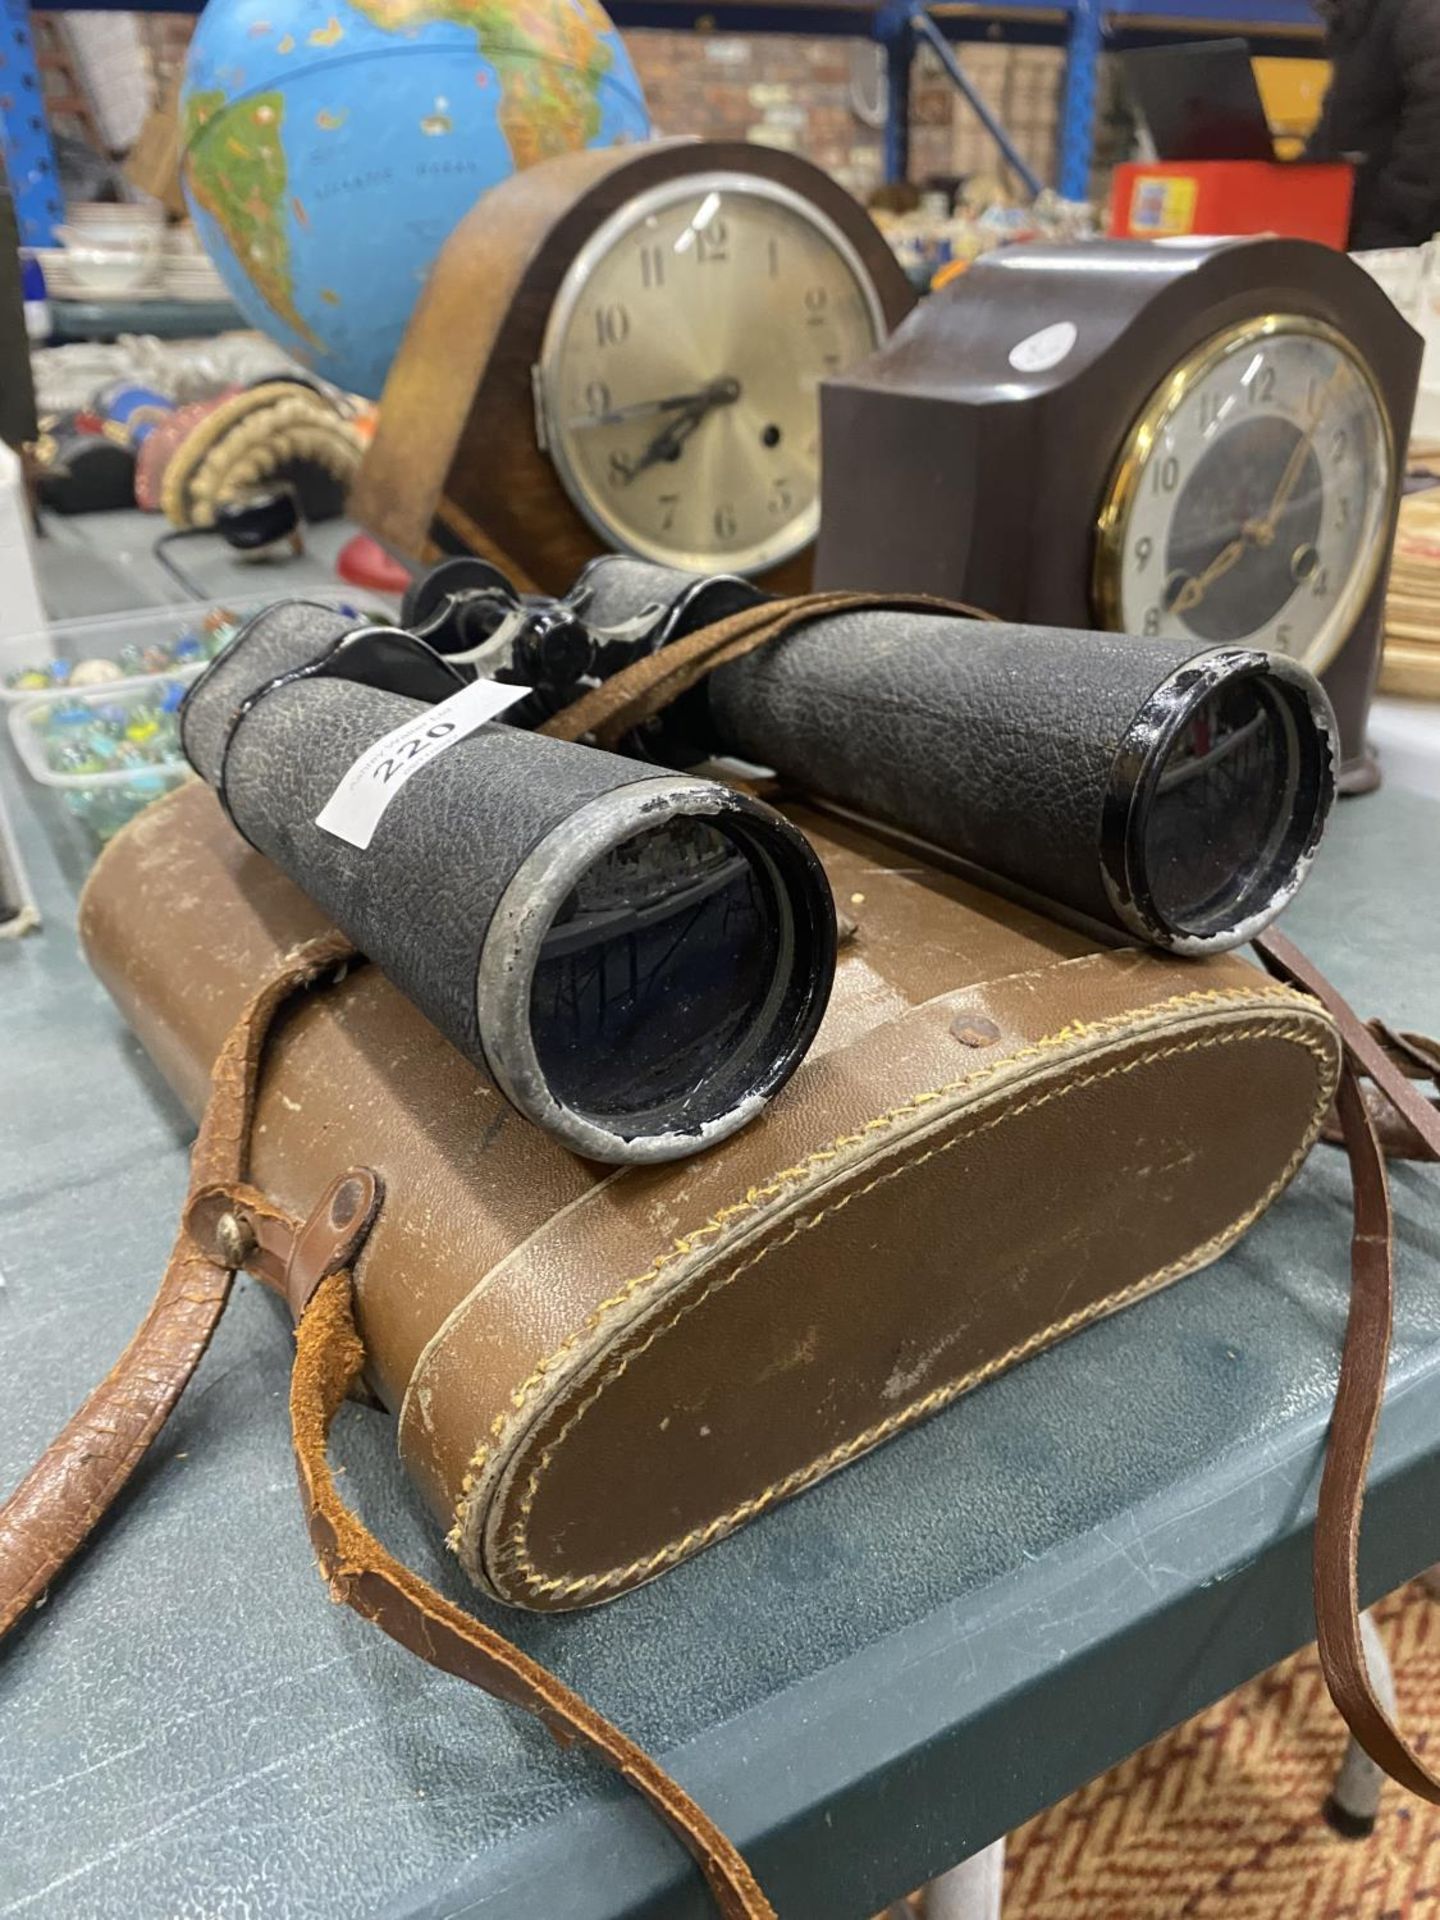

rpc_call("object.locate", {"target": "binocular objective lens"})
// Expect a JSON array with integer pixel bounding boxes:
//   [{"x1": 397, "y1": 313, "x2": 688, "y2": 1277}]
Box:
[
  {"x1": 1142, "y1": 677, "x2": 1300, "y2": 941},
  {"x1": 528, "y1": 816, "x2": 797, "y2": 1136}
]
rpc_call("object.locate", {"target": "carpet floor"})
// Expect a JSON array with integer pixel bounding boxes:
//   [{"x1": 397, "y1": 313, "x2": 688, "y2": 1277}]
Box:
[{"x1": 1002, "y1": 1581, "x2": 1440, "y2": 1918}]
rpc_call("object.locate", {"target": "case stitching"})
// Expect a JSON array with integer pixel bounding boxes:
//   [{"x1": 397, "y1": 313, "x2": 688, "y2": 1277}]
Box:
[
  {"x1": 496, "y1": 1017, "x2": 1332, "y2": 1597},
  {"x1": 487, "y1": 1015, "x2": 1336, "y2": 1601},
  {"x1": 446, "y1": 988, "x2": 1320, "y2": 1552},
  {"x1": 441, "y1": 980, "x2": 1311, "y2": 1547}
]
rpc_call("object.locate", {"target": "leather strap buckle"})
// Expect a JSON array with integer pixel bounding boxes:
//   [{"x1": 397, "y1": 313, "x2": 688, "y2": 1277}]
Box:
[
  {"x1": 186, "y1": 1182, "x2": 295, "y2": 1290},
  {"x1": 186, "y1": 1169, "x2": 383, "y2": 1321}
]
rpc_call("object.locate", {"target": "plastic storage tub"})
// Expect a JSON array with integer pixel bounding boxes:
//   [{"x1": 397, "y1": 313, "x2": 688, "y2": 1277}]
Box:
[
  {"x1": 3, "y1": 588, "x2": 390, "y2": 856},
  {"x1": 9, "y1": 671, "x2": 197, "y2": 852},
  {"x1": 0, "y1": 589, "x2": 382, "y2": 704}
]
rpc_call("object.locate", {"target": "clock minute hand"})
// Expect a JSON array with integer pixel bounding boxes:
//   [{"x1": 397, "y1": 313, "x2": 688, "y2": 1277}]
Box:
[
  {"x1": 1251, "y1": 429, "x2": 1318, "y2": 544},
  {"x1": 1251, "y1": 363, "x2": 1345, "y2": 541},
  {"x1": 567, "y1": 387, "x2": 723, "y2": 433},
  {"x1": 1173, "y1": 414, "x2": 1331, "y2": 614},
  {"x1": 569, "y1": 376, "x2": 742, "y2": 436}
]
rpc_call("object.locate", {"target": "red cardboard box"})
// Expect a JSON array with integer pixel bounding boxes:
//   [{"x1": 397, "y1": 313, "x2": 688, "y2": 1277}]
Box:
[{"x1": 1109, "y1": 160, "x2": 1354, "y2": 247}]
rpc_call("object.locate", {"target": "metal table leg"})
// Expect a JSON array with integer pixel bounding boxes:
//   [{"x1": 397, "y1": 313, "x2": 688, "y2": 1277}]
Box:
[
  {"x1": 1325, "y1": 1609, "x2": 1398, "y2": 1838},
  {"x1": 921, "y1": 1838, "x2": 1007, "y2": 1920}
]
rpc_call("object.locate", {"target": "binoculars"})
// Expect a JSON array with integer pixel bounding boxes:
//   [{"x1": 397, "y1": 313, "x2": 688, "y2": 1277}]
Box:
[
  {"x1": 182, "y1": 559, "x2": 1336, "y2": 1164},
  {"x1": 181, "y1": 601, "x2": 834, "y2": 1165}
]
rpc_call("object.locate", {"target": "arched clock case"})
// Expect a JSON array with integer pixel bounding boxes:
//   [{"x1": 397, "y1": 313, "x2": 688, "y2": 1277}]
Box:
[
  {"x1": 353, "y1": 137, "x2": 914, "y2": 596},
  {"x1": 815, "y1": 238, "x2": 1422, "y2": 789}
]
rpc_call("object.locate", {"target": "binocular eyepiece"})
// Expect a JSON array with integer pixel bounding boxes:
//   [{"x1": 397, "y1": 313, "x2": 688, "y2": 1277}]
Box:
[
  {"x1": 181, "y1": 605, "x2": 836, "y2": 1164},
  {"x1": 182, "y1": 558, "x2": 1335, "y2": 1165},
  {"x1": 1099, "y1": 644, "x2": 1331, "y2": 952}
]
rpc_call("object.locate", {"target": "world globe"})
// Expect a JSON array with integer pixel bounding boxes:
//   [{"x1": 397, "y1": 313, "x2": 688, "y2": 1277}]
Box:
[{"x1": 180, "y1": 0, "x2": 650, "y2": 398}]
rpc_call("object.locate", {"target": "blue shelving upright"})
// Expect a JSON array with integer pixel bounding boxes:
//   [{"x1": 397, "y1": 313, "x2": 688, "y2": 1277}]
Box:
[
  {"x1": 1, "y1": 0, "x2": 64, "y2": 245},
  {"x1": 1057, "y1": 0, "x2": 1104, "y2": 198}
]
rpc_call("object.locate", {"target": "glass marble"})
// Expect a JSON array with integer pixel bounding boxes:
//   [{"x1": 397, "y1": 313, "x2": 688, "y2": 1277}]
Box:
[{"x1": 4, "y1": 609, "x2": 242, "y2": 695}]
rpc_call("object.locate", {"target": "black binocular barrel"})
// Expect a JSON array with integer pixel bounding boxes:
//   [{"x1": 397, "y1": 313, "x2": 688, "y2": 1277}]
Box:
[
  {"x1": 182, "y1": 605, "x2": 835, "y2": 1164},
  {"x1": 577, "y1": 559, "x2": 1336, "y2": 953}
]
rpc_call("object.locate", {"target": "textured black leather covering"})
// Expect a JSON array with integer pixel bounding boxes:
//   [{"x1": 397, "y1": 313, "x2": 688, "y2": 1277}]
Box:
[
  {"x1": 181, "y1": 602, "x2": 359, "y2": 787},
  {"x1": 183, "y1": 617, "x2": 664, "y2": 1076},
  {"x1": 580, "y1": 559, "x2": 1202, "y2": 932}
]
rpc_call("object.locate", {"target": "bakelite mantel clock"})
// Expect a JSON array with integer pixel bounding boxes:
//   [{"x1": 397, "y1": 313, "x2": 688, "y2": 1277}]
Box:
[{"x1": 815, "y1": 238, "x2": 1422, "y2": 789}]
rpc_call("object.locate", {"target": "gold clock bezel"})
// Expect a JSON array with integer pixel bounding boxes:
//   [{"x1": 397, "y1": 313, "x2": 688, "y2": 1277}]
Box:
[
  {"x1": 536, "y1": 169, "x2": 888, "y2": 577},
  {"x1": 1092, "y1": 313, "x2": 1396, "y2": 675}
]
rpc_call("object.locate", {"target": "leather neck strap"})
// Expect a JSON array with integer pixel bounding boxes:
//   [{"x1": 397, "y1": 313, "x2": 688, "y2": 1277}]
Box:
[
  {"x1": 539, "y1": 590, "x2": 998, "y2": 751},
  {"x1": 2, "y1": 926, "x2": 1436, "y2": 1910},
  {"x1": 292, "y1": 1265, "x2": 774, "y2": 1919},
  {"x1": 0, "y1": 932, "x2": 776, "y2": 1919},
  {"x1": 0, "y1": 928, "x2": 353, "y2": 1641},
  {"x1": 1255, "y1": 928, "x2": 1440, "y2": 1803}
]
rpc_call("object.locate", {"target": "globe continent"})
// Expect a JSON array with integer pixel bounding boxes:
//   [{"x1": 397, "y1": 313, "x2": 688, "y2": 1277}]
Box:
[{"x1": 181, "y1": 0, "x2": 649, "y2": 397}]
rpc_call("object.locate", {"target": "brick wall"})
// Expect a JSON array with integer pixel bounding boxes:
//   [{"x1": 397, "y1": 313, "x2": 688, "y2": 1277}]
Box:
[
  {"x1": 626, "y1": 29, "x2": 1064, "y2": 200},
  {"x1": 132, "y1": 15, "x2": 1068, "y2": 202}
]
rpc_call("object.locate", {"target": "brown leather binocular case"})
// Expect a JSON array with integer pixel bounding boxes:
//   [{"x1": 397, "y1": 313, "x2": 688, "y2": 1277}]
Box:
[
  {"x1": 6, "y1": 752, "x2": 1440, "y2": 1916},
  {"x1": 80, "y1": 777, "x2": 1338, "y2": 1612}
]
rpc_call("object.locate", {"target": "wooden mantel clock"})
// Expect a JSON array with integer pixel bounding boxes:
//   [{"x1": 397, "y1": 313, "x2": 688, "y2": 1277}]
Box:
[
  {"x1": 815, "y1": 238, "x2": 1422, "y2": 789},
  {"x1": 353, "y1": 138, "x2": 914, "y2": 595}
]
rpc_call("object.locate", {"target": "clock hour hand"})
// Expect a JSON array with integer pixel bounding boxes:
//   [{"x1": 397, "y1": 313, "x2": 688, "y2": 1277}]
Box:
[
  {"x1": 616, "y1": 377, "x2": 741, "y2": 486},
  {"x1": 629, "y1": 405, "x2": 704, "y2": 475},
  {"x1": 1171, "y1": 533, "x2": 1250, "y2": 614},
  {"x1": 1172, "y1": 428, "x2": 1324, "y2": 613}
]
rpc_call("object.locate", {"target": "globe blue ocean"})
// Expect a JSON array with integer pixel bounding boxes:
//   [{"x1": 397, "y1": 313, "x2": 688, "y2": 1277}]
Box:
[{"x1": 181, "y1": 0, "x2": 650, "y2": 397}]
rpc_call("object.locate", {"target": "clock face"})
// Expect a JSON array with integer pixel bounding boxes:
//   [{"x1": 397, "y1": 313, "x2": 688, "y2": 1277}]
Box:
[
  {"x1": 1095, "y1": 316, "x2": 1394, "y2": 673},
  {"x1": 536, "y1": 172, "x2": 886, "y2": 575}
]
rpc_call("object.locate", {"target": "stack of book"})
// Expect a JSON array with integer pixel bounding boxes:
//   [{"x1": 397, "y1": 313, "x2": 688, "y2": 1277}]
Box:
[{"x1": 1381, "y1": 480, "x2": 1440, "y2": 700}]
